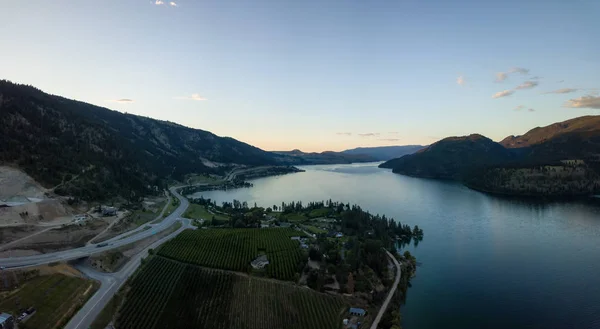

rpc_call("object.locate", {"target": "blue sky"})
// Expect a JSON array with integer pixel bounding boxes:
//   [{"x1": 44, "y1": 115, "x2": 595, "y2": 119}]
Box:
[{"x1": 1, "y1": 0, "x2": 599, "y2": 152}]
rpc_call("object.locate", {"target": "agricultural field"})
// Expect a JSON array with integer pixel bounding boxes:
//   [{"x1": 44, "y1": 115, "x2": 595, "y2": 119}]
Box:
[
  {"x1": 115, "y1": 257, "x2": 348, "y2": 329},
  {"x1": 0, "y1": 273, "x2": 98, "y2": 329},
  {"x1": 158, "y1": 228, "x2": 306, "y2": 280}
]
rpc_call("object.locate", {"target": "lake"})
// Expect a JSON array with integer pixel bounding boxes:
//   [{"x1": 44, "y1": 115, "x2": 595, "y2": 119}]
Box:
[{"x1": 191, "y1": 163, "x2": 600, "y2": 329}]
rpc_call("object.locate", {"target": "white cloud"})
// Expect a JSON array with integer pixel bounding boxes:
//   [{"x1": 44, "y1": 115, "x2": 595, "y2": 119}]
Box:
[
  {"x1": 564, "y1": 95, "x2": 600, "y2": 109},
  {"x1": 106, "y1": 98, "x2": 134, "y2": 103},
  {"x1": 509, "y1": 67, "x2": 529, "y2": 75},
  {"x1": 515, "y1": 81, "x2": 539, "y2": 90},
  {"x1": 169, "y1": 1, "x2": 177, "y2": 6},
  {"x1": 492, "y1": 90, "x2": 514, "y2": 99},
  {"x1": 543, "y1": 88, "x2": 579, "y2": 94},
  {"x1": 336, "y1": 132, "x2": 352, "y2": 136},
  {"x1": 457, "y1": 76, "x2": 466, "y2": 86},
  {"x1": 174, "y1": 93, "x2": 207, "y2": 101},
  {"x1": 495, "y1": 72, "x2": 508, "y2": 82},
  {"x1": 155, "y1": 0, "x2": 164, "y2": 4}
]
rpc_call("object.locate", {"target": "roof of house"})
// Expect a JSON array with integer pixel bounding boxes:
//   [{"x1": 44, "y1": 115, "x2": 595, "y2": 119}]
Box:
[
  {"x1": 0, "y1": 313, "x2": 13, "y2": 323},
  {"x1": 349, "y1": 308, "x2": 366, "y2": 315}
]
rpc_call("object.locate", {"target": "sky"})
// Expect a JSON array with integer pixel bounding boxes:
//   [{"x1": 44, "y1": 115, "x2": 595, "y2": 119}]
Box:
[{"x1": 1, "y1": 0, "x2": 599, "y2": 152}]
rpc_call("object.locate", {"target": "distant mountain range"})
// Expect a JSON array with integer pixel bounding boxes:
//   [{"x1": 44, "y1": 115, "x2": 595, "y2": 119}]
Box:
[
  {"x1": 341, "y1": 145, "x2": 425, "y2": 161},
  {"x1": 273, "y1": 149, "x2": 377, "y2": 164},
  {"x1": 380, "y1": 116, "x2": 600, "y2": 197},
  {"x1": 273, "y1": 145, "x2": 425, "y2": 165}
]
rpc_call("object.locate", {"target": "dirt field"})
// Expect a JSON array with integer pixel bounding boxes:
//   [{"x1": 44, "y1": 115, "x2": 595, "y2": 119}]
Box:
[
  {"x1": 0, "y1": 166, "x2": 84, "y2": 226},
  {"x1": 0, "y1": 166, "x2": 47, "y2": 200},
  {"x1": 2, "y1": 220, "x2": 109, "y2": 253},
  {"x1": 0, "y1": 225, "x2": 47, "y2": 245}
]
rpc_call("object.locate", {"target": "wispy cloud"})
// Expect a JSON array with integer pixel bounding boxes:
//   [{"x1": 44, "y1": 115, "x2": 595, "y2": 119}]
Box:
[
  {"x1": 528, "y1": 108, "x2": 535, "y2": 112},
  {"x1": 495, "y1": 72, "x2": 508, "y2": 82},
  {"x1": 543, "y1": 88, "x2": 579, "y2": 94},
  {"x1": 509, "y1": 67, "x2": 529, "y2": 75},
  {"x1": 564, "y1": 95, "x2": 600, "y2": 109},
  {"x1": 174, "y1": 94, "x2": 207, "y2": 101},
  {"x1": 336, "y1": 132, "x2": 352, "y2": 136},
  {"x1": 378, "y1": 138, "x2": 401, "y2": 142},
  {"x1": 169, "y1": 1, "x2": 177, "y2": 6},
  {"x1": 457, "y1": 76, "x2": 466, "y2": 86},
  {"x1": 513, "y1": 105, "x2": 525, "y2": 111},
  {"x1": 155, "y1": 0, "x2": 164, "y2": 4},
  {"x1": 515, "y1": 81, "x2": 539, "y2": 90},
  {"x1": 388, "y1": 132, "x2": 400, "y2": 135},
  {"x1": 530, "y1": 76, "x2": 542, "y2": 80},
  {"x1": 106, "y1": 98, "x2": 134, "y2": 103},
  {"x1": 557, "y1": 80, "x2": 564, "y2": 83},
  {"x1": 495, "y1": 67, "x2": 529, "y2": 82},
  {"x1": 492, "y1": 90, "x2": 514, "y2": 99},
  {"x1": 358, "y1": 133, "x2": 380, "y2": 138}
]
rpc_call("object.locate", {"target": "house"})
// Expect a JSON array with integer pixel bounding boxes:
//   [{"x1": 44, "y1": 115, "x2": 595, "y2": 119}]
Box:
[
  {"x1": 0, "y1": 313, "x2": 14, "y2": 329},
  {"x1": 335, "y1": 232, "x2": 344, "y2": 238},
  {"x1": 349, "y1": 308, "x2": 366, "y2": 317},
  {"x1": 102, "y1": 206, "x2": 117, "y2": 216},
  {"x1": 250, "y1": 255, "x2": 269, "y2": 269},
  {"x1": 291, "y1": 236, "x2": 301, "y2": 241}
]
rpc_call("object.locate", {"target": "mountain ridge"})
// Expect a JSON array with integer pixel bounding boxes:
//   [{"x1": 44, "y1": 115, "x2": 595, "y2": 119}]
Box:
[
  {"x1": 0, "y1": 80, "x2": 289, "y2": 200},
  {"x1": 380, "y1": 117, "x2": 600, "y2": 197}
]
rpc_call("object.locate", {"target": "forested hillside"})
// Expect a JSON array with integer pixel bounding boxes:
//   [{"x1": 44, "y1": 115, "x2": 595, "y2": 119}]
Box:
[
  {"x1": 380, "y1": 117, "x2": 600, "y2": 197},
  {"x1": 0, "y1": 80, "x2": 282, "y2": 200}
]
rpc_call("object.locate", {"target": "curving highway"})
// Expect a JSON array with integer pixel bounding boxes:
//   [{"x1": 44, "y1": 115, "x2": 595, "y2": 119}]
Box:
[
  {"x1": 0, "y1": 186, "x2": 189, "y2": 269},
  {"x1": 63, "y1": 217, "x2": 193, "y2": 329}
]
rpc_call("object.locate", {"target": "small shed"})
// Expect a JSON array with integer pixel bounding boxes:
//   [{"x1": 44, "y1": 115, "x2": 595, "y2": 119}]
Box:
[{"x1": 349, "y1": 307, "x2": 366, "y2": 317}]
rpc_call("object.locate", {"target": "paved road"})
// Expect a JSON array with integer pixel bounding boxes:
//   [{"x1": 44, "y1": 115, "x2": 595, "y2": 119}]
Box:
[
  {"x1": 63, "y1": 218, "x2": 192, "y2": 329},
  {"x1": 0, "y1": 186, "x2": 188, "y2": 269},
  {"x1": 370, "y1": 250, "x2": 402, "y2": 329}
]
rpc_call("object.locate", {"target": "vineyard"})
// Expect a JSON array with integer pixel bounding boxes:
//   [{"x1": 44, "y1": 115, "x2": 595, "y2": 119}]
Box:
[
  {"x1": 157, "y1": 228, "x2": 307, "y2": 280},
  {"x1": 116, "y1": 257, "x2": 349, "y2": 329}
]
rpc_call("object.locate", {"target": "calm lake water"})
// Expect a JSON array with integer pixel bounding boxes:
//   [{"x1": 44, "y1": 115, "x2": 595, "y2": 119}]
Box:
[{"x1": 192, "y1": 163, "x2": 600, "y2": 329}]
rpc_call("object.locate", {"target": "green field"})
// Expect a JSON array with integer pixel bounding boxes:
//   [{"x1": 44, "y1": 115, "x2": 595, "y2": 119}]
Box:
[
  {"x1": 183, "y1": 204, "x2": 230, "y2": 223},
  {"x1": 279, "y1": 212, "x2": 308, "y2": 222},
  {"x1": 116, "y1": 257, "x2": 348, "y2": 329},
  {"x1": 0, "y1": 274, "x2": 98, "y2": 329},
  {"x1": 304, "y1": 225, "x2": 327, "y2": 234},
  {"x1": 158, "y1": 228, "x2": 306, "y2": 280}
]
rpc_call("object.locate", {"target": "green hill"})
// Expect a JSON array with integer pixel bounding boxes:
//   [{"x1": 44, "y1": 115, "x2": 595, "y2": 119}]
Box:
[{"x1": 379, "y1": 134, "x2": 513, "y2": 179}]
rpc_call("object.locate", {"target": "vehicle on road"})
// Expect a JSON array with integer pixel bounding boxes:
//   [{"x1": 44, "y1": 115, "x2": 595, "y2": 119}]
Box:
[{"x1": 96, "y1": 243, "x2": 109, "y2": 248}]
